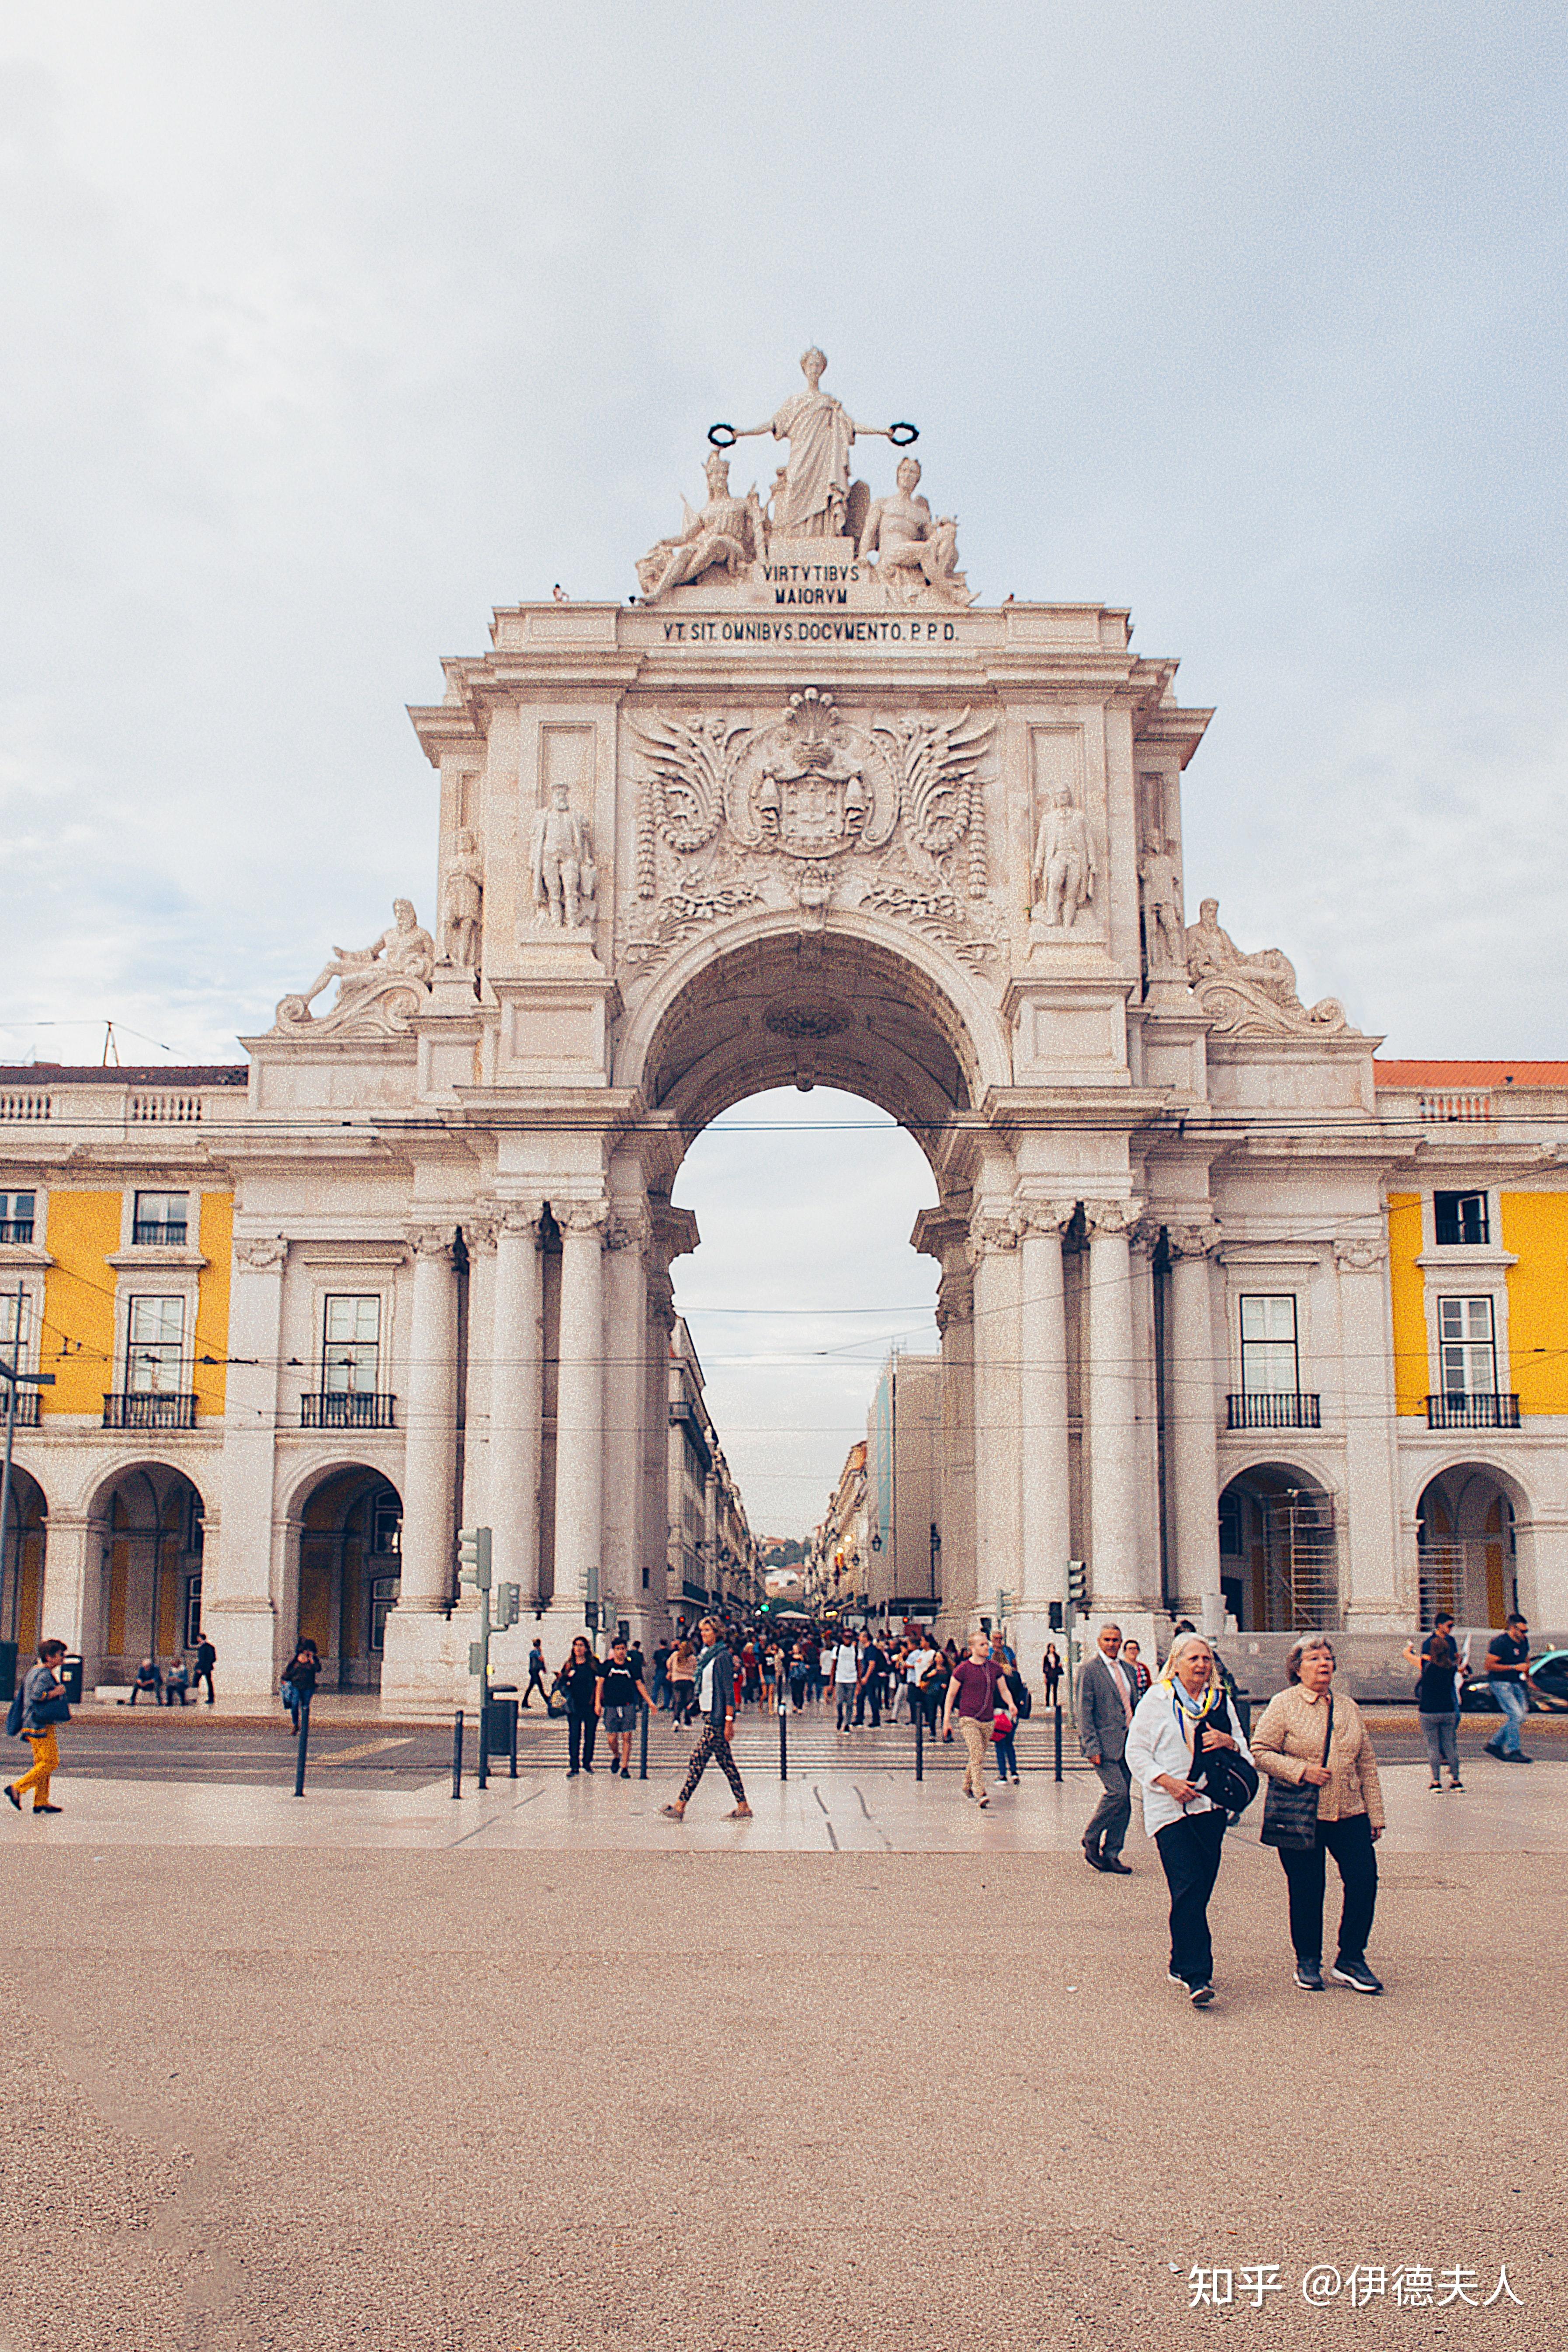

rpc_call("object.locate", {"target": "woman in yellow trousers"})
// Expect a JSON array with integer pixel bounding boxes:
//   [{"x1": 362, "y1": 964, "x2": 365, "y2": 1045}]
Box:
[{"x1": 7, "y1": 1640, "x2": 70, "y2": 1815}]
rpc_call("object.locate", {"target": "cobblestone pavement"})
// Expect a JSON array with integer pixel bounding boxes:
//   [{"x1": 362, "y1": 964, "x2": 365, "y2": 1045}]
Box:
[{"x1": 0, "y1": 1749, "x2": 1561, "y2": 2350}]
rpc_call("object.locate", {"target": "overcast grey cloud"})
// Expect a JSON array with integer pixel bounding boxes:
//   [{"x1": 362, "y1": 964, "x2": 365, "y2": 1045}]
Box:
[{"x1": 3, "y1": 1, "x2": 1565, "y2": 1527}]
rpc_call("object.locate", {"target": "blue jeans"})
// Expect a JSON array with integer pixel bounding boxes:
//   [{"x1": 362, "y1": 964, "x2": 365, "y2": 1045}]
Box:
[
  {"x1": 994, "y1": 1727, "x2": 1018, "y2": 1780},
  {"x1": 1489, "y1": 1679, "x2": 1529, "y2": 1753}
]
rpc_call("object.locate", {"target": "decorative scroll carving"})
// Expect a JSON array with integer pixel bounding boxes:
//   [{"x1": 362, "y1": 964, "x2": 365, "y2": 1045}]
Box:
[
  {"x1": 1016, "y1": 1200, "x2": 1079, "y2": 1240},
  {"x1": 408, "y1": 1226, "x2": 454, "y2": 1261},
  {"x1": 935, "y1": 1268, "x2": 974, "y2": 1333},
  {"x1": 235, "y1": 1235, "x2": 288, "y2": 1273},
  {"x1": 1333, "y1": 1237, "x2": 1387, "y2": 1273},
  {"x1": 464, "y1": 1213, "x2": 500, "y2": 1255},
  {"x1": 965, "y1": 1211, "x2": 1022, "y2": 1266},
  {"x1": 274, "y1": 900, "x2": 435, "y2": 1037},
  {"x1": 1186, "y1": 898, "x2": 1348, "y2": 1037},
  {"x1": 497, "y1": 1203, "x2": 545, "y2": 1239},
  {"x1": 623, "y1": 690, "x2": 997, "y2": 977},
  {"x1": 647, "y1": 1267, "x2": 677, "y2": 1332}
]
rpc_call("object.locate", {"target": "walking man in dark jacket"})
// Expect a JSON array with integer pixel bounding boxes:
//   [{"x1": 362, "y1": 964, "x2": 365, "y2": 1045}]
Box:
[{"x1": 1078, "y1": 1622, "x2": 1138, "y2": 1873}]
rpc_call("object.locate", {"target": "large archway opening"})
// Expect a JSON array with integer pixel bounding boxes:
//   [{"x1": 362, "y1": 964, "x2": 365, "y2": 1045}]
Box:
[
  {"x1": 0, "y1": 1467, "x2": 46, "y2": 1658},
  {"x1": 90, "y1": 1463, "x2": 207, "y2": 1677},
  {"x1": 667, "y1": 1086, "x2": 941, "y2": 1623},
  {"x1": 292, "y1": 1466, "x2": 403, "y2": 1691}
]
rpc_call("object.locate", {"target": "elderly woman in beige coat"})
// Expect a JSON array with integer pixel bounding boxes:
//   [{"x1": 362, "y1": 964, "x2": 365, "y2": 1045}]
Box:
[{"x1": 1252, "y1": 1636, "x2": 1386, "y2": 1995}]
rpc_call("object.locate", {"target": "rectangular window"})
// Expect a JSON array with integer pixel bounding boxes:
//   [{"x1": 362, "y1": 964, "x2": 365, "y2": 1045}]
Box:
[
  {"x1": 127, "y1": 1295, "x2": 185, "y2": 1391},
  {"x1": 1439, "y1": 1295, "x2": 1497, "y2": 1395},
  {"x1": 1240, "y1": 1295, "x2": 1300, "y2": 1393},
  {"x1": 184, "y1": 1575, "x2": 203, "y2": 1648},
  {"x1": 133, "y1": 1190, "x2": 188, "y2": 1246},
  {"x1": 323, "y1": 1295, "x2": 381, "y2": 1394},
  {"x1": 0, "y1": 1292, "x2": 29, "y2": 1354},
  {"x1": 369, "y1": 1573, "x2": 400, "y2": 1653},
  {"x1": 1434, "y1": 1190, "x2": 1489, "y2": 1245},
  {"x1": 371, "y1": 1492, "x2": 402, "y2": 1556},
  {"x1": 0, "y1": 1191, "x2": 35, "y2": 1245}
]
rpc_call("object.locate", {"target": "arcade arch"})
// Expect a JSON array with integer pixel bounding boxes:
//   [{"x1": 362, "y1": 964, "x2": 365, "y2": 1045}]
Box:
[
  {"x1": 1219, "y1": 1461, "x2": 1340, "y2": 1632},
  {"x1": 1416, "y1": 1464, "x2": 1520, "y2": 1627},
  {"x1": 0, "y1": 1466, "x2": 46, "y2": 1659},
  {"x1": 87, "y1": 1462, "x2": 208, "y2": 1678},
  {"x1": 289, "y1": 1465, "x2": 403, "y2": 1691}
]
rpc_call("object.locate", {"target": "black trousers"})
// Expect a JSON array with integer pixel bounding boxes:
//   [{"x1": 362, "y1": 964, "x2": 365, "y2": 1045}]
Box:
[
  {"x1": 1154, "y1": 1808, "x2": 1228, "y2": 1987},
  {"x1": 1277, "y1": 1812, "x2": 1378, "y2": 1967},
  {"x1": 567, "y1": 1706, "x2": 597, "y2": 1771},
  {"x1": 523, "y1": 1667, "x2": 548, "y2": 1708}
]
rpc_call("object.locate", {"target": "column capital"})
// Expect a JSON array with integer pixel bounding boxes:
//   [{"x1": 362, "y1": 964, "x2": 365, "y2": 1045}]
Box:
[
  {"x1": 607, "y1": 1205, "x2": 653, "y2": 1254},
  {"x1": 965, "y1": 1210, "x2": 1021, "y2": 1266},
  {"x1": 408, "y1": 1225, "x2": 455, "y2": 1262},
  {"x1": 465, "y1": 1213, "x2": 500, "y2": 1255},
  {"x1": 1016, "y1": 1199, "x2": 1078, "y2": 1240},
  {"x1": 1082, "y1": 1197, "x2": 1144, "y2": 1239},
  {"x1": 497, "y1": 1200, "x2": 545, "y2": 1239},
  {"x1": 1164, "y1": 1216, "x2": 1222, "y2": 1261},
  {"x1": 555, "y1": 1198, "x2": 610, "y2": 1239},
  {"x1": 234, "y1": 1235, "x2": 288, "y2": 1273}
]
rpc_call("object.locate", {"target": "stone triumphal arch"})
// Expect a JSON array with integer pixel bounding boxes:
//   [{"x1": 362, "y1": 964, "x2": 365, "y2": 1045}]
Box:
[{"x1": 229, "y1": 353, "x2": 1393, "y2": 1706}]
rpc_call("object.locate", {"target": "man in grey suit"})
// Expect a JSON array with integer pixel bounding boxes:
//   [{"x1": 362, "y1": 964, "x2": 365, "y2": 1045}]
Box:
[{"x1": 1078, "y1": 1622, "x2": 1138, "y2": 1874}]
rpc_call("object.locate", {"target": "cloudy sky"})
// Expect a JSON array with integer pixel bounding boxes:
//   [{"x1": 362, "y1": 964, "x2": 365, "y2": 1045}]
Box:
[{"x1": 4, "y1": 3, "x2": 1565, "y2": 1533}]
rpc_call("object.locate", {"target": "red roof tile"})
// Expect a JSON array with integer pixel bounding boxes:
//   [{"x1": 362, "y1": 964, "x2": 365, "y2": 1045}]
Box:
[{"x1": 1373, "y1": 1061, "x2": 1568, "y2": 1088}]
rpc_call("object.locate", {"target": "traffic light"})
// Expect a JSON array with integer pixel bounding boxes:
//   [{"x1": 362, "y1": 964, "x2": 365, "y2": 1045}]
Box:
[
  {"x1": 458, "y1": 1526, "x2": 493, "y2": 1591},
  {"x1": 1048, "y1": 1600, "x2": 1064, "y2": 1632},
  {"x1": 496, "y1": 1583, "x2": 520, "y2": 1630},
  {"x1": 1067, "y1": 1560, "x2": 1087, "y2": 1608}
]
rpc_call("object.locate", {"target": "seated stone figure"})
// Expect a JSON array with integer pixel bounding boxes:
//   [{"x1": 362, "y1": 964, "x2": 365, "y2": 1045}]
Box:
[
  {"x1": 636, "y1": 451, "x2": 763, "y2": 600},
  {"x1": 277, "y1": 898, "x2": 436, "y2": 1032},
  {"x1": 1184, "y1": 896, "x2": 1347, "y2": 1035},
  {"x1": 856, "y1": 455, "x2": 970, "y2": 607}
]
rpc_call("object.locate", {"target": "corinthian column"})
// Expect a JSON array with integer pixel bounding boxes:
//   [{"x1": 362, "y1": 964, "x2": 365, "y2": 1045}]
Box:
[
  {"x1": 400, "y1": 1229, "x2": 459, "y2": 1610},
  {"x1": 490, "y1": 1205, "x2": 543, "y2": 1609},
  {"x1": 1166, "y1": 1220, "x2": 1224, "y2": 1628},
  {"x1": 967, "y1": 1210, "x2": 1022, "y2": 1627},
  {"x1": 1018, "y1": 1204, "x2": 1076, "y2": 1620},
  {"x1": 554, "y1": 1200, "x2": 607, "y2": 1623},
  {"x1": 603, "y1": 1206, "x2": 652, "y2": 1627},
  {"x1": 1084, "y1": 1199, "x2": 1144, "y2": 1612}
]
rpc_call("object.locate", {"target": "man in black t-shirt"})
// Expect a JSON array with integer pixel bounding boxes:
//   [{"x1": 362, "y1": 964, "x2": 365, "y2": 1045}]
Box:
[
  {"x1": 595, "y1": 1638, "x2": 652, "y2": 1780},
  {"x1": 1484, "y1": 1614, "x2": 1541, "y2": 1762}
]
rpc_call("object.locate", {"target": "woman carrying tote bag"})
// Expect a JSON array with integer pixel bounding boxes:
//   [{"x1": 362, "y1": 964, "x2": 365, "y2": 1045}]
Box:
[{"x1": 1252, "y1": 1636, "x2": 1386, "y2": 1996}]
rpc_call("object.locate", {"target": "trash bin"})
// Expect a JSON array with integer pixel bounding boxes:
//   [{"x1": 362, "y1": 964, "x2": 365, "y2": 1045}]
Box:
[
  {"x1": 483, "y1": 1687, "x2": 518, "y2": 1759},
  {"x1": 61, "y1": 1655, "x2": 85, "y2": 1705},
  {"x1": 0, "y1": 1642, "x2": 15, "y2": 1703}
]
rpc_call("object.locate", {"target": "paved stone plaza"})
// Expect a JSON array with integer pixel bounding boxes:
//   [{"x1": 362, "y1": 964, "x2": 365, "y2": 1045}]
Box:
[{"x1": 0, "y1": 1762, "x2": 1561, "y2": 2350}]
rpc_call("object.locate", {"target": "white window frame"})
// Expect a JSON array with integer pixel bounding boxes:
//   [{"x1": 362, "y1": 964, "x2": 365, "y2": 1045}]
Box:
[
  {"x1": 1238, "y1": 1294, "x2": 1301, "y2": 1395},
  {"x1": 124, "y1": 1294, "x2": 188, "y2": 1395},
  {"x1": 321, "y1": 1294, "x2": 383, "y2": 1396},
  {"x1": 1436, "y1": 1294, "x2": 1499, "y2": 1398},
  {"x1": 0, "y1": 1189, "x2": 39, "y2": 1247},
  {"x1": 129, "y1": 1187, "x2": 194, "y2": 1249}
]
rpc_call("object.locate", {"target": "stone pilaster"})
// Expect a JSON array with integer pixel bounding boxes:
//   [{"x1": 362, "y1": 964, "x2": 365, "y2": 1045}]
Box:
[
  {"x1": 1334, "y1": 1236, "x2": 1403, "y2": 1628},
  {"x1": 1165, "y1": 1218, "x2": 1224, "y2": 1629},
  {"x1": 1016, "y1": 1203, "x2": 1077, "y2": 1624},
  {"x1": 552, "y1": 1200, "x2": 607, "y2": 1626},
  {"x1": 397, "y1": 1228, "x2": 458, "y2": 1611},
  {"x1": 602, "y1": 1204, "x2": 652, "y2": 1631},
  {"x1": 211, "y1": 1233, "x2": 288, "y2": 1692},
  {"x1": 966, "y1": 1209, "x2": 1022, "y2": 1632},
  {"x1": 490, "y1": 1205, "x2": 543, "y2": 1610},
  {"x1": 461, "y1": 1214, "x2": 498, "y2": 1530}
]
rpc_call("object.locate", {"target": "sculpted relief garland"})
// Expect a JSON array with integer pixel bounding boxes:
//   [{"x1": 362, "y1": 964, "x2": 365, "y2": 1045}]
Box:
[{"x1": 622, "y1": 687, "x2": 999, "y2": 974}]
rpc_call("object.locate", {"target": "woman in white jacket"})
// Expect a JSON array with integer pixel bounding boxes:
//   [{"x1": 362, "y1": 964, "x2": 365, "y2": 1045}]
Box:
[{"x1": 1124, "y1": 1634, "x2": 1255, "y2": 2009}]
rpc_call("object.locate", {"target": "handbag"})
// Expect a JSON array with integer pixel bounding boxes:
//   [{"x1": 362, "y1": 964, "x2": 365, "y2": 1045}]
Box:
[
  {"x1": 6, "y1": 1686, "x2": 25, "y2": 1739},
  {"x1": 1260, "y1": 1696, "x2": 1333, "y2": 1849},
  {"x1": 1193, "y1": 1699, "x2": 1259, "y2": 1819},
  {"x1": 30, "y1": 1693, "x2": 70, "y2": 1728}
]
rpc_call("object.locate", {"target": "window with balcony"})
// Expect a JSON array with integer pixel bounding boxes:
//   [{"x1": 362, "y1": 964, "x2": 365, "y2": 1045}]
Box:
[
  {"x1": 302, "y1": 1295, "x2": 394, "y2": 1429},
  {"x1": 0, "y1": 1191, "x2": 35, "y2": 1244},
  {"x1": 1228, "y1": 1294, "x2": 1319, "y2": 1430},
  {"x1": 133, "y1": 1190, "x2": 188, "y2": 1246},
  {"x1": 1434, "y1": 1190, "x2": 1489, "y2": 1245},
  {"x1": 0, "y1": 1290, "x2": 30, "y2": 1356},
  {"x1": 126, "y1": 1295, "x2": 185, "y2": 1391}
]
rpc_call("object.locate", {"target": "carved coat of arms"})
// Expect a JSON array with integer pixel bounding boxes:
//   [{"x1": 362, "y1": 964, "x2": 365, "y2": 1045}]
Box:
[{"x1": 624, "y1": 687, "x2": 996, "y2": 971}]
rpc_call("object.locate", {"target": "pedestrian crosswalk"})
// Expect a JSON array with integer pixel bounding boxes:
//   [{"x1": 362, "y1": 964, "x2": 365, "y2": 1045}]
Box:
[{"x1": 511, "y1": 1703, "x2": 1089, "y2": 1774}]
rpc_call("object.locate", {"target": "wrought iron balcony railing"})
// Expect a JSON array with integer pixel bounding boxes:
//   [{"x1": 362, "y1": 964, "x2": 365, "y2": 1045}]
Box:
[
  {"x1": 103, "y1": 1391, "x2": 198, "y2": 1430},
  {"x1": 1226, "y1": 1392, "x2": 1322, "y2": 1431},
  {"x1": 1425, "y1": 1393, "x2": 1520, "y2": 1430},
  {"x1": 301, "y1": 1391, "x2": 398, "y2": 1430}
]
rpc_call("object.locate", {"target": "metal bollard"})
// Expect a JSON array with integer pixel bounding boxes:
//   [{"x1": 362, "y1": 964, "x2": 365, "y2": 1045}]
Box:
[
  {"x1": 451, "y1": 1707, "x2": 464, "y2": 1799},
  {"x1": 779, "y1": 1698, "x2": 788, "y2": 1781},
  {"x1": 638, "y1": 1702, "x2": 649, "y2": 1781},
  {"x1": 915, "y1": 1699, "x2": 924, "y2": 1782},
  {"x1": 293, "y1": 1699, "x2": 310, "y2": 1797},
  {"x1": 509, "y1": 1699, "x2": 519, "y2": 1780},
  {"x1": 477, "y1": 1696, "x2": 489, "y2": 1792},
  {"x1": 1054, "y1": 1701, "x2": 1063, "y2": 1783}
]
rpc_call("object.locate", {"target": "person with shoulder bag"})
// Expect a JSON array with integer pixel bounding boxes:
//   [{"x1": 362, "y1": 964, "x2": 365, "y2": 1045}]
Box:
[
  {"x1": 7, "y1": 1639, "x2": 72, "y2": 1816},
  {"x1": 1252, "y1": 1635, "x2": 1385, "y2": 1995},
  {"x1": 1125, "y1": 1633, "x2": 1258, "y2": 2007}
]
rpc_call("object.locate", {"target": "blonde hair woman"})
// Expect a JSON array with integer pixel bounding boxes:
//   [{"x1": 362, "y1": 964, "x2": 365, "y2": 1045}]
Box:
[
  {"x1": 1251, "y1": 1636, "x2": 1385, "y2": 1995},
  {"x1": 1124, "y1": 1634, "x2": 1256, "y2": 2007}
]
